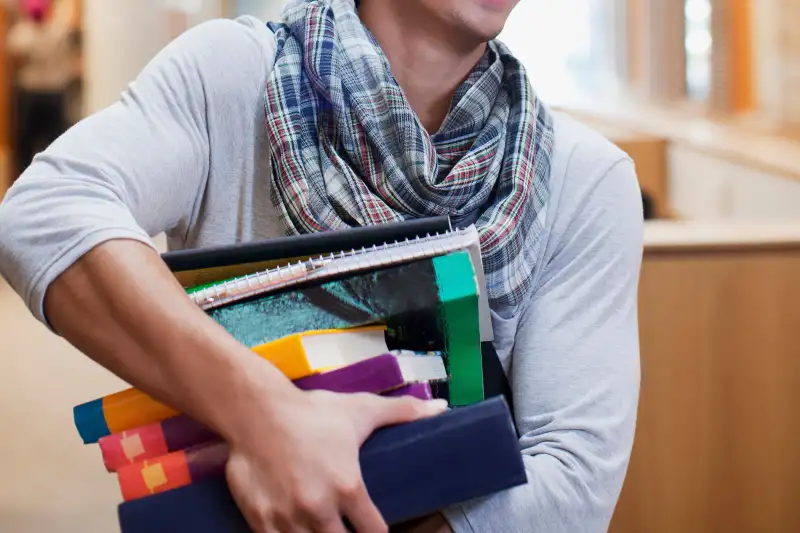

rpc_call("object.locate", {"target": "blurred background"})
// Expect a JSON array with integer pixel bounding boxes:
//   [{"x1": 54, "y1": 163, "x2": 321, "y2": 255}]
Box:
[{"x1": 0, "y1": 1, "x2": 799, "y2": 532}]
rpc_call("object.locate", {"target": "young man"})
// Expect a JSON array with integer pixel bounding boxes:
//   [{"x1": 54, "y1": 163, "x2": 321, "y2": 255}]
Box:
[{"x1": 0, "y1": 0, "x2": 643, "y2": 531}]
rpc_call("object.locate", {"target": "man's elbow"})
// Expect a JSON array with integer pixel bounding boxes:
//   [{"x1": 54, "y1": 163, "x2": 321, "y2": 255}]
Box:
[{"x1": 524, "y1": 438, "x2": 633, "y2": 530}]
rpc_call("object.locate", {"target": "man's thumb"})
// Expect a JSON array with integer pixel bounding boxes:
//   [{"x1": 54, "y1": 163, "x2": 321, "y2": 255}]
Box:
[{"x1": 351, "y1": 395, "x2": 449, "y2": 439}]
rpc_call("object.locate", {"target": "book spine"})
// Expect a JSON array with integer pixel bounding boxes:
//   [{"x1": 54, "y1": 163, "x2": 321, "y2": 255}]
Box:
[
  {"x1": 99, "y1": 417, "x2": 217, "y2": 473},
  {"x1": 117, "y1": 441, "x2": 228, "y2": 502},
  {"x1": 76, "y1": 329, "x2": 387, "y2": 444},
  {"x1": 116, "y1": 381, "x2": 441, "y2": 502},
  {"x1": 73, "y1": 391, "x2": 181, "y2": 445},
  {"x1": 102, "y1": 380, "x2": 434, "y2": 473},
  {"x1": 293, "y1": 353, "x2": 404, "y2": 394},
  {"x1": 432, "y1": 252, "x2": 484, "y2": 406},
  {"x1": 98, "y1": 354, "x2": 411, "y2": 465},
  {"x1": 383, "y1": 382, "x2": 433, "y2": 400}
]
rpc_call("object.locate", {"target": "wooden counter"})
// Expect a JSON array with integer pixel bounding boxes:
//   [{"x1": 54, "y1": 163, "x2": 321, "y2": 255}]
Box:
[
  {"x1": 610, "y1": 221, "x2": 800, "y2": 533},
  {"x1": 642, "y1": 220, "x2": 800, "y2": 250}
]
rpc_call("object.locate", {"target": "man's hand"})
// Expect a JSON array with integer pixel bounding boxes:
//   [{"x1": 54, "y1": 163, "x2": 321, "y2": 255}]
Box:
[
  {"x1": 391, "y1": 514, "x2": 454, "y2": 533},
  {"x1": 226, "y1": 386, "x2": 449, "y2": 533}
]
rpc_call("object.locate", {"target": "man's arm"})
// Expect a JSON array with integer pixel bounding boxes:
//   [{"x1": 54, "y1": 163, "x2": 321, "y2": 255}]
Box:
[{"x1": 444, "y1": 156, "x2": 643, "y2": 532}]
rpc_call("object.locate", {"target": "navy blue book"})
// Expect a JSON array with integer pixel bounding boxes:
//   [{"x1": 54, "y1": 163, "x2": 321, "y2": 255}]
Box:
[{"x1": 117, "y1": 397, "x2": 525, "y2": 532}]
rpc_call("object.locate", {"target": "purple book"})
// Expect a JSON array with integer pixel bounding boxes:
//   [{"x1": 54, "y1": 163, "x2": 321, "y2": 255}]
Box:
[
  {"x1": 100, "y1": 354, "x2": 439, "y2": 472},
  {"x1": 384, "y1": 382, "x2": 434, "y2": 400}
]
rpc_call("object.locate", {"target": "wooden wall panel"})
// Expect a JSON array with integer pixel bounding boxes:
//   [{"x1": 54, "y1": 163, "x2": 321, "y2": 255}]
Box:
[
  {"x1": 610, "y1": 242, "x2": 800, "y2": 533},
  {"x1": 709, "y1": 0, "x2": 731, "y2": 113},
  {"x1": 709, "y1": 0, "x2": 754, "y2": 114},
  {"x1": 626, "y1": 0, "x2": 642, "y2": 87},
  {"x1": 729, "y1": 0, "x2": 754, "y2": 112},
  {"x1": 778, "y1": 0, "x2": 800, "y2": 131},
  {"x1": 635, "y1": 0, "x2": 686, "y2": 102}
]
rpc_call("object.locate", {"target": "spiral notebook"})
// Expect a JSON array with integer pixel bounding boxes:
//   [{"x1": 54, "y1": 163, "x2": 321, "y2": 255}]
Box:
[
  {"x1": 166, "y1": 216, "x2": 453, "y2": 288},
  {"x1": 181, "y1": 224, "x2": 493, "y2": 342}
]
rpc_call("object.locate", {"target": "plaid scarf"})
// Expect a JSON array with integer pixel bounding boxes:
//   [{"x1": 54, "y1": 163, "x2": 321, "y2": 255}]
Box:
[{"x1": 264, "y1": 0, "x2": 555, "y2": 309}]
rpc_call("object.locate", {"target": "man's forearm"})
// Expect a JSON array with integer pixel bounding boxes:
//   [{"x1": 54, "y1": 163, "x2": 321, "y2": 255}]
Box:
[{"x1": 43, "y1": 239, "x2": 297, "y2": 441}]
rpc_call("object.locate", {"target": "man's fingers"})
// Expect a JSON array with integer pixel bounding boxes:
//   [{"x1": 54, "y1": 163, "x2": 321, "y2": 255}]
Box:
[
  {"x1": 341, "y1": 482, "x2": 389, "y2": 533},
  {"x1": 313, "y1": 517, "x2": 349, "y2": 533},
  {"x1": 294, "y1": 489, "x2": 348, "y2": 533},
  {"x1": 350, "y1": 394, "x2": 448, "y2": 439},
  {"x1": 274, "y1": 515, "x2": 313, "y2": 533},
  {"x1": 276, "y1": 525, "x2": 312, "y2": 533},
  {"x1": 227, "y1": 463, "x2": 275, "y2": 533}
]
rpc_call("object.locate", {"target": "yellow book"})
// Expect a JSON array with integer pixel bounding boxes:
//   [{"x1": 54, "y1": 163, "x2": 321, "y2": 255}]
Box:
[{"x1": 251, "y1": 325, "x2": 389, "y2": 379}]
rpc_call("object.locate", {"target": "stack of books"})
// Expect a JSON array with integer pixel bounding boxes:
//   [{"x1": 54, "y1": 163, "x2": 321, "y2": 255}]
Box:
[{"x1": 70, "y1": 217, "x2": 528, "y2": 532}]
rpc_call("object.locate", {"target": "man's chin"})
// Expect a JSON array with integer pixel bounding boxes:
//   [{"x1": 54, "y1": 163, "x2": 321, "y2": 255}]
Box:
[
  {"x1": 460, "y1": 10, "x2": 512, "y2": 42},
  {"x1": 466, "y1": 23, "x2": 506, "y2": 44}
]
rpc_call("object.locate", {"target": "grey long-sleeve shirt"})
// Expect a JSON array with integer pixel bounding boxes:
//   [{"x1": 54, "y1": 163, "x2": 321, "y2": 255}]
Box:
[{"x1": 0, "y1": 16, "x2": 643, "y2": 533}]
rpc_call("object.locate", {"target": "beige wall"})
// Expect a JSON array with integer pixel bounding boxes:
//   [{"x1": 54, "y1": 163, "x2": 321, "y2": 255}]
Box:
[
  {"x1": 752, "y1": 0, "x2": 781, "y2": 120},
  {"x1": 81, "y1": 0, "x2": 224, "y2": 115},
  {"x1": 668, "y1": 145, "x2": 800, "y2": 221},
  {"x1": 233, "y1": 0, "x2": 287, "y2": 20},
  {"x1": 751, "y1": 0, "x2": 800, "y2": 129}
]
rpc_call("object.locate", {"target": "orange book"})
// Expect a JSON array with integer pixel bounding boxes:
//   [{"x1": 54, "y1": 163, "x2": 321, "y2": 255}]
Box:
[{"x1": 74, "y1": 326, "x2": 388, "y2": 444}]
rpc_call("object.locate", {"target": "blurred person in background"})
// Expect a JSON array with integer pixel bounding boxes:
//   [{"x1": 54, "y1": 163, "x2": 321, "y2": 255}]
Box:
[
  {"x1": 6, "y1": 0, "x2": 76, "y2": 176},
  {"x1": 0, "y1": 0, "x2": 643, "y2": 532}
]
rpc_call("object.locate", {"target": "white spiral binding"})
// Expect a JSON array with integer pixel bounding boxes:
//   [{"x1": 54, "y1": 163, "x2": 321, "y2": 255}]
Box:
[{"x1": 190, "y1": 226, "x2": 478, "y2": 311}]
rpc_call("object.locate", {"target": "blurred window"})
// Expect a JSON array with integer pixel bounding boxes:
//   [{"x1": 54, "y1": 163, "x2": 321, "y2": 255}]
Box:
[
  {"x1": 499, "y1": 0, "x2": 626, "y2": 105},
  {"x1": 685, "y1": 0, "x2": 712, "y2": 100}
]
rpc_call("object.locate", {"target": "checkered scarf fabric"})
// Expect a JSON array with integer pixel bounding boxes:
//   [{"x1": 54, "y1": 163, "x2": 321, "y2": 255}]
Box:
[{"x1": 264, "y1": 0, "x2": 555, "y2": 309}]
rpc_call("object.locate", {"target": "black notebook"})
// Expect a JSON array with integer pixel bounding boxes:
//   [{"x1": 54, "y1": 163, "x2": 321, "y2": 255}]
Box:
[
  {"x1": 117, "y1": 397, "x2": 526, "y2": 532},
  {"x1": 163, "y1": 216, "x2": 452, "y2": 284}
]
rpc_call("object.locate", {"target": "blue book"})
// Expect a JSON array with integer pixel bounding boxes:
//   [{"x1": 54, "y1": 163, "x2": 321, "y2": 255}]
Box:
[{"x1": 117, "y1": 397, "x2": 526, "y2": 532}]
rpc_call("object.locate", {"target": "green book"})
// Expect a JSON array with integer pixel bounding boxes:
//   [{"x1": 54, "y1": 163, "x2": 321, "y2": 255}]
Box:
[{"x1": 204, "y1": 251, "x2": 483, "y2": 406}]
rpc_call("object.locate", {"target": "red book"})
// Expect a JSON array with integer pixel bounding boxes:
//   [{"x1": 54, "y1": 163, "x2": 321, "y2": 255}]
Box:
[
  {"x1": 117, "y1": 383, "x2": 434, "y2": 502},
  {"x1": 117, "y1": 441, "x2": 228, "y2": 502}
]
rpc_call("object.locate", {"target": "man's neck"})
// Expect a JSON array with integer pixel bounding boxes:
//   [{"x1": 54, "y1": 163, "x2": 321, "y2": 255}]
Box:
[{"x1": 359, "y1": 2, "x2": 486, "y2": 133}]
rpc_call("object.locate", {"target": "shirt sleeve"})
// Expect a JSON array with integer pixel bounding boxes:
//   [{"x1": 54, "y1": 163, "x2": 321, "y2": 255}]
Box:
[
  {"x1": 444, "y1": 155, "x2": 644, "y2": 532},
  {"x1": 0, "y1": 17, "x2": 270, "y2": 326}
]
